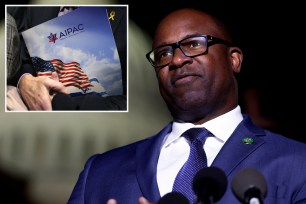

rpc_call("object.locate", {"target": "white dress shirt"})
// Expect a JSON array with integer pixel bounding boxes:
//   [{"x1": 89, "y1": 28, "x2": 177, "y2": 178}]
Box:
[{"x1": 156, "y1": 106, "x2": 244, "y2": 196}]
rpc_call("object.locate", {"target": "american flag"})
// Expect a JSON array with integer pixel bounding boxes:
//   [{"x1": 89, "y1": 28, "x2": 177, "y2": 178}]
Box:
[{"x1": 31, "y1": 56, "x2": 93, "y2": 91}]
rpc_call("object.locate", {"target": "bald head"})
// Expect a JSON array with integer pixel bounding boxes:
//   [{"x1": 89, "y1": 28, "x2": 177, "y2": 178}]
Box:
[{"x1": 153, "y1": 8, "x2": 232, "y2": 49}]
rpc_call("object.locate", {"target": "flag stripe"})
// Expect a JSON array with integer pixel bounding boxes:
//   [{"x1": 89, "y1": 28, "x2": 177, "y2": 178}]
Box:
[{"x1": 32, "y1": 56, "x2": 96, "y2": 93}]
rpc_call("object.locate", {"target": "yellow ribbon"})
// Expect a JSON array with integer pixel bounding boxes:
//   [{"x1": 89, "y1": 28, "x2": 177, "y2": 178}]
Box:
[{"x1": 109, "y1": 11, "x2": 115, "y2": 21}]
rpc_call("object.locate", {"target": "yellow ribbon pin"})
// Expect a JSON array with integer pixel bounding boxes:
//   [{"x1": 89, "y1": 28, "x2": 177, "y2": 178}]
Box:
[{"x1": 109, "y1": 11, "x2": 115, "y2": 21}]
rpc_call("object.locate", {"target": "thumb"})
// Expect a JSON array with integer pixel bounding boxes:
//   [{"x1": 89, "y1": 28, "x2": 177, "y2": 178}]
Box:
[
  {"x1": 52, "y1": 83, "x2": 70, "y2": 94},
  {"x1": 50, "y1": 71, "x2": 59, "y2": 81},
  {"x1": 138, "y1": 197, "x2": 154, "y2": 204},
  {"x1": 45, "y1": 78, "x2": 70, "y2": 94}
]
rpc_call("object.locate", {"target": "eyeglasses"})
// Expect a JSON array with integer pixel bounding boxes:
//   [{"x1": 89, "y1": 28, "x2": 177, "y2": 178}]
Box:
[{"x1": 146, "y1": 35, "x2": 233, "y2": 68}]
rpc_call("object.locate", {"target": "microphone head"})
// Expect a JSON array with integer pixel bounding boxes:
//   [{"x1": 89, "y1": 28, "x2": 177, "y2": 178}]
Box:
[
  {"x1": 192, "y1": 166, "x2": 228, "y2": 203},
  {"x1": 157, "y1": 192, "x2": 189, "y2": 204},
  {"x1": 231, "y1": 168, "x2": 267, "y2": 203}
]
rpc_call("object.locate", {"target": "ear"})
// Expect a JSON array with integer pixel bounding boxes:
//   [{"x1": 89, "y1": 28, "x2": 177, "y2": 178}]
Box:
[{"x1": 229, "y1": 46, "x2": 243, "y2": 73}]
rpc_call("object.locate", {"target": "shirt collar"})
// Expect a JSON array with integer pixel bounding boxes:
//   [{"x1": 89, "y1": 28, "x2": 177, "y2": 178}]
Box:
[{"x1": 164, "y1": 106, "x2": 243, "y2": 147}]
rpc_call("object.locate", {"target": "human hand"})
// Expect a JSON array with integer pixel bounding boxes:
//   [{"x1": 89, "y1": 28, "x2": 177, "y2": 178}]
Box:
[
  {"x1": 138, "y1": 197, "x2": 154, "y2": 204},
  {"x1": 18, "y1": 73, "x2": 70, "y2": 110},
  {"x1": 106, "y1": 197, "x2": 153, "y2": 204}
]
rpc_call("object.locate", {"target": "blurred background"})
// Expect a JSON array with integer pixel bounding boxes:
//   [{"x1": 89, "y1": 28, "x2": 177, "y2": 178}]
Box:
[{"x1": 1, "y1": 0, "x2": 306, "y2": 204}]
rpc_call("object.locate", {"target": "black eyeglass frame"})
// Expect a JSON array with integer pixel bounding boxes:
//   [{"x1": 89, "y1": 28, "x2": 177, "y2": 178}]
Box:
[{"x1": 145, "y1": 34, "x2": 234, "y2": 68}]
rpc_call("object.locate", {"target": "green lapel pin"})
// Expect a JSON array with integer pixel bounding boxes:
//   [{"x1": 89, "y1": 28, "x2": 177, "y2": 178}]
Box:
[{"x1": 242, "y1": 137, "x2": 254, "y2": 144}]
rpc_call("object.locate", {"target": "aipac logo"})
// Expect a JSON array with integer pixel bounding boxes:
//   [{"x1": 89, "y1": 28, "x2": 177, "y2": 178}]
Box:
[
  {"x1": 47, "y1": 24, "x2": 84, "y2": 43},
  {"x1": 48, "y1": 33, "x2": 58, "y2": 43}
]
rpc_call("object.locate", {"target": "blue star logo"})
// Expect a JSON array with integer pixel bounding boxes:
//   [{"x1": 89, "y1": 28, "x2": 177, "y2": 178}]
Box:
[{"x1": 48, "y1": 33, "x2": 58, "y2": 43}]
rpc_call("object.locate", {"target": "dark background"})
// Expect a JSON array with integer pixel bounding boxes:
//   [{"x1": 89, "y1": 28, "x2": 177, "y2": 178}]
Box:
[
  {"x1": 121, "y1": 0, "x2": 306, "y2": 142},
  {"x1": 3, "y1": 1, "x2": 306, "y2": 143}
]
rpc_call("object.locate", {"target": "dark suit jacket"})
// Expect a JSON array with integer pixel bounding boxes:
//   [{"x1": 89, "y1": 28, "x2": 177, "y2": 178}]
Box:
[
  {"x1": 67, "y1": 114, "x2": 306, "y2": 204},
  {"x1": 7, "y1": 6, "x2": 127, "y2": 110}
]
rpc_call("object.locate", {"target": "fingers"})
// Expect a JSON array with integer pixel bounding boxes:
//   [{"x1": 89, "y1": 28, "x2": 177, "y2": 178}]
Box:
[
  {"x1": 138, "y1": 197, "x2": 153, "y2": 204},
  {"x1": 50, "y1": 71, "x2": 60, "y2": 81},
  {"x1": 18, "y1": 74, "x2": 69, "y2": 110},
  {"x1": 106, "y1": 199, "x2": 117, "y2": 204},
  {"x1": 106, "y1": 197, "x2": 153, "y2": 204},
  {"x1": 19, "y1": 83, "x2": 53, "y2": 110},
  {"x1": 45, "y1": 78, "x2": 70, "y2": 95}
]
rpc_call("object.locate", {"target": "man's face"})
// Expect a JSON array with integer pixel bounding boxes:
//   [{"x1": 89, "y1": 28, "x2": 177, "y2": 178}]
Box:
[{"x1": 152, "y1": 9, "x2": 238, "y2": 123}]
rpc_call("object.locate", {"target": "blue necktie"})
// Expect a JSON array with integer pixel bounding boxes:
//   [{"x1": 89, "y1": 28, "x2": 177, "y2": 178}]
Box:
[{"x1": 172, "y1": 127, "x2": 211, "y2": 204}]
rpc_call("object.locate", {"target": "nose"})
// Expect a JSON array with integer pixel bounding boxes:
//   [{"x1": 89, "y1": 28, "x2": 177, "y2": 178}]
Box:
[{"x1": 169, "y1": 47, "x2": 193, "y2": 68}]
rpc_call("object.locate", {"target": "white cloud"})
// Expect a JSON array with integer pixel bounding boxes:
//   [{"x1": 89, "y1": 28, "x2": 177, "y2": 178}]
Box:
[{"x1": 112, "y1": 47, "x2": 119, "y2": 61}]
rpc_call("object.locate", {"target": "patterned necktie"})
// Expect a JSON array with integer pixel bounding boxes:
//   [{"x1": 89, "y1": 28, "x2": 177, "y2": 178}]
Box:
[{"x1": 172, "y1": 127, "x2": 211, "y2": 204}]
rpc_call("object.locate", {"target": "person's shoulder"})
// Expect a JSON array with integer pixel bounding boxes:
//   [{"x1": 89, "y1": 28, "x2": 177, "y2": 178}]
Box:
[
  {"x1": 89, "y1": 123, "x2": 172, "y2": 162},
  {"x1": 241, "y1": 114, "x2": 306, "y2": 152},
  {"x1": 264, "y1": 129, "x2": 306, "y2": 152},
  {"x1": 89, "y1": 135, "x2": 156, "y2": 162},
  {"x1": 82, "y1": 122, "x2": 172, "y2": 165}
]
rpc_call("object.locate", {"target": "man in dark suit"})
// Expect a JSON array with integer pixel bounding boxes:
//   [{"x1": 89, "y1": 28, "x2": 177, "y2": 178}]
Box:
[
  {"x1": 7, "y1": 6, "x2": 127, "y2": 110},
  {"x1": 67, "y1": 7, "x2": 306, "y2": 204}
]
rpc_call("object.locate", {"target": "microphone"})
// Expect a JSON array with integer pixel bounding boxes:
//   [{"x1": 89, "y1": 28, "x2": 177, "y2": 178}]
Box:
[
  {"x1": 192, "y1": 166, "x2": 228, "y2": 204},
  {"x1": 231, "y1": 168, "x2": 267, "y2": 204},
  {"x1": 157, "y1": 192, "x2": 189, "y2": 204}
]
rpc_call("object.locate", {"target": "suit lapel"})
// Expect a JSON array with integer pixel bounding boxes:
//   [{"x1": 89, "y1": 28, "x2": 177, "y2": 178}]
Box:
[
  {"x1": 212, "y1": 115, "x2": 266, "y2": 176},
  {"x1": 134, "y1": 116, "x2": 265, "y2": 200},
  {"x1": 136, "y1": 123, "x2": 172, "y2": 202}
]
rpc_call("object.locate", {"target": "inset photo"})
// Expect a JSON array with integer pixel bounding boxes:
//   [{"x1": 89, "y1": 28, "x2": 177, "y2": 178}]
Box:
[{"x1": 5, "y1": 5, "x2": 128, "y2": 112}]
